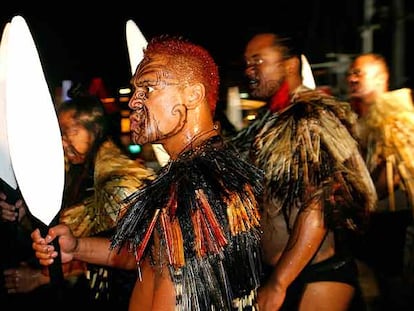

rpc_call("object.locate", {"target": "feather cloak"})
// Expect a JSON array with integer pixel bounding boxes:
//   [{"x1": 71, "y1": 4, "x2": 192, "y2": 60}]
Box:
[
  {"x1": 58, "y1": 139, "x2": 156, "y2": 301},
  {"x1": 360, "y1": 88, "x2": 414, "y2": 214},
  {"x1": 59, "y1": 139, "x2": 156, "y2": 237},
  {"x1": 253, "y1": 87, "x2": 377, "y2": 232}
]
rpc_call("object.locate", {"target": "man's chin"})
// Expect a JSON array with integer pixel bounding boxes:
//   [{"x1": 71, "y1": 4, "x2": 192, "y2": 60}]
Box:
[
  {"x1": 250, "y1": 89, "x2": 263, "y2": 99},
  {"x1": 349, "y1": 93, "x2": 361, "y2": 100}
]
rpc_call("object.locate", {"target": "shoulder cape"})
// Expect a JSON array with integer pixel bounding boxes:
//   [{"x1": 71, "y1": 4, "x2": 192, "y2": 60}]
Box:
[
  {"x1": 362, "y1": 88, "x2": 414, "y2": 214},
  {"x1": 253, "y1": 88, "x2": 377, "y2": 232},
  {"x1": 111, "y1": 135, "x2": 264, "y2": 310},
  {"x1": 60, "y1": 139, "x2": 155, "y2": 237}
]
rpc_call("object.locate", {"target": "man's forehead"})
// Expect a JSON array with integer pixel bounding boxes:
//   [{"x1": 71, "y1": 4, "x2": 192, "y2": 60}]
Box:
[
  {"x1": 138, "y1": 54, "x2": 167, "y2": 70},
  {"x1": 245, "y1": 42, "x2": 281, "y2": 58},
  {"x1": 352, "y1": 59, "x2": 378, "y2": 73},
  {"x1": 134, "y1": 58, "x2": 172, "y2": 81}
]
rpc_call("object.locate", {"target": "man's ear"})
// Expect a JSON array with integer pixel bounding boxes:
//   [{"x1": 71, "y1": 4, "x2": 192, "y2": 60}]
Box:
[
  {"x1": 285, "y1": 56, "x2": 300, "y2": 74},
  {"x1": 185, "y1": 83, "x2": 205, "y2": 110}
]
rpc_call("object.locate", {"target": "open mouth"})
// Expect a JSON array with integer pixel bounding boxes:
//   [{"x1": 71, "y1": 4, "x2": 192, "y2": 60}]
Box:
[
  {"x1": 248, "y1": 78, "x2": 259, "y2": 89},
  {"x1": 65, "y1": 146, "x2": 83, "y2": 163}
]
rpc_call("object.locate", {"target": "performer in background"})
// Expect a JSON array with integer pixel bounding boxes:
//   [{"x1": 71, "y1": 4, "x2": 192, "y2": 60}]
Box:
[
  {"x1": 2, "y1": 87, "x2": 155, "y2": 310},
  {"x1": 347, "y1": 52, "x2": 414, "y2": 310},
  {"x1": 230, "y1": 32, "x2": 377, "y2": 311}
]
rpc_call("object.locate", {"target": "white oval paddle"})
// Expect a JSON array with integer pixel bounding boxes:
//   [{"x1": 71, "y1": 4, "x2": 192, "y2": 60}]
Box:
[
  {"x1": 6, "y1": 16, "x2": 65, "y2": 226},
  {"x1": 5, "y1": 15, "x2": 65, "y2": 286}
]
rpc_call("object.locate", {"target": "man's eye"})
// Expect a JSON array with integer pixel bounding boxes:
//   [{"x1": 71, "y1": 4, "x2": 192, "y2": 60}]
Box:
[
  {"x1": 147, "y1": 86, "x2": 155, "y2": 93},
  {"x1": 246, "y1": 59, "x2": 264, "y2": 66}
]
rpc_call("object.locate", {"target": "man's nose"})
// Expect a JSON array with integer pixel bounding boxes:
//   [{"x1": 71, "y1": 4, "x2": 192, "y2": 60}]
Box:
[
  {"x1": 128, "y1": 97, "x2": 144, "y2": 110},
  {"x1": 245, "y1": 65, "x2": 255, "y2": 78}
]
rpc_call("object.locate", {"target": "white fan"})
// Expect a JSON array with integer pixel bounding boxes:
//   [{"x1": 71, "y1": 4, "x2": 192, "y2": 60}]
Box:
[{"x1": 6, "y1": 15, "x2": 65, "y2": 226}]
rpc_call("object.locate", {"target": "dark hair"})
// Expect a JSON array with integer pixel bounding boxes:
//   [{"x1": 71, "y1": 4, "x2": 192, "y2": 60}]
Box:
[
  {"x1": 244, "y1": 29, "x2": 305, "y2": 77},
  {"x1": 245, "y1": 25, "x2": 304, "y2": 57},
  {"x1": 270, "y1": 33, "x2": 303, "y2": 59},
  {"x1": 57, "y1": 88, "x2": 109, "y2": 206},
  {"x1": 57, "y1": 92, "x2": 108, "y2": 147}
]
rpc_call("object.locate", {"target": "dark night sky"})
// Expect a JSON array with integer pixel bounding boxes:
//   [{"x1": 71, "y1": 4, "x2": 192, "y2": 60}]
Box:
[{"x1": 1, "y1": 1, "x2": 413, "y2": 98}]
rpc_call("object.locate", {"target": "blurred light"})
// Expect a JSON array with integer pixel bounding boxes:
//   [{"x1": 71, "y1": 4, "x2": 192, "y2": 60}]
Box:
[
  {"x1": 120, "y1": 109, "x2": 130, "y2": 117},
  {"x1": 101, "y1": 97, "x2": 116, "y2": 104},
  {"x1": 240, "y1": 99, "x2": 266, "y2": 110},
  {"x1": 246, "y1": 114, "x2": 257, "y2": 121},
  {"x1": 121, "y1": 117, "x2": 130, "y2": 133},
  {"x1": 62, "y1": 80, "x2": 72, "y2": 101},
  {"x1": 119, "y1": 87, "x2": 132, "y2": 95},
  {"x1": 128, "y1": 144, "x2": 141, "y2": 154}
]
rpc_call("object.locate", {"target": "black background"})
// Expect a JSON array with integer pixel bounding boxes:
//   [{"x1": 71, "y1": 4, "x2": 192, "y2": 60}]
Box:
[{"x1": 1, "y1": 1, "x2": 413, "y2": 98}]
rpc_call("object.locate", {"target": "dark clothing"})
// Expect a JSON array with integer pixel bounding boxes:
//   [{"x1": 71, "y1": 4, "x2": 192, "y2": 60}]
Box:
[
  {"x1": 262, "y1": 255, "x2": 360, "y2": 311},
  {"x1": 294, "y1": 255, "x2": 359, "y2": 287}
]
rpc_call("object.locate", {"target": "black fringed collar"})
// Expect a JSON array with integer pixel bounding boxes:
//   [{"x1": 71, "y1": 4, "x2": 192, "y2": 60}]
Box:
[{"x1": 111, "y1": 135, "x2": 264, "y2": 310}]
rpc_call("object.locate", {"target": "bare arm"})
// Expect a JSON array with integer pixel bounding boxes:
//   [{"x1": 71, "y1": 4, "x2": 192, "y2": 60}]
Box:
[
  {"x1": 75, "y1": 235, "x2": 136, "y2": 269},
  {"x1": 31, "y1": 224, "x2": 137, "y2": 270},
  {"x1": 271, "y1": 206, "x2": 327, "y2": 287},
  {"x1": 258, "y1": 203, "x2": 327, "y2": 310}
]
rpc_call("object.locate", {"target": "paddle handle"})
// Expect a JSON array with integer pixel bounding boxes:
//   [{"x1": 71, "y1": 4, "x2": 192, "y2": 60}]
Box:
[{"x1": 39, "y1": 215, "x2": 64, "y2": 289}]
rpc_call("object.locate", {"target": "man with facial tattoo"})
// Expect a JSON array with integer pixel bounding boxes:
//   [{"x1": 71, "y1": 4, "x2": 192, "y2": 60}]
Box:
[{"x1": 31, "y1": 35, "x2": 264, "y2": 311}]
